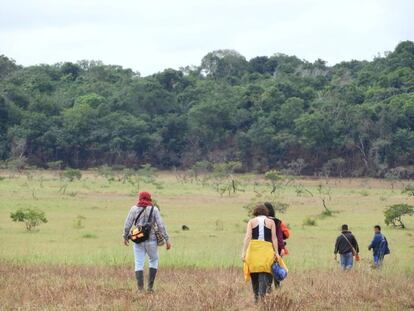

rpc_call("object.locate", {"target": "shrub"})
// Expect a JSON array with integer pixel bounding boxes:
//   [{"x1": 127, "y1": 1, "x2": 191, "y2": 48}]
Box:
[
  {"x1": 384, "y1": 204, "x2": 414, "y2": 229},
  {"x1": 303, "y1": 216, "x2": 317, "y2": 226},
  {"x1": 63, "y1": 168, "x2": 82, "y2": 181},
  {"x1": 10, "y1": 208, "x2": 48, "y2": 231},
  {"x1": 73, "y1": 215, "x2": 86, "y2": 229}
]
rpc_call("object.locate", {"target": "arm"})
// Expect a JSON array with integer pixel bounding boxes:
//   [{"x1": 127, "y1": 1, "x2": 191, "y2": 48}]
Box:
[
  {"x1": 123, "y1": 206, "x2": 138, "y2": 245},
  {"x1": 241, "y1": 221, "x2": 252, "y2": 261},
  {"x1": 352, "y1": 236, "x2": 359, "y2": 253},
  {"x1": 334, "y1": 236, "x2": 340, "y2": 254},
  {"x1": 368, "y1": 235, "x2": 380, "y2": 251},
  {"x1": 270, "y1": 221, "x2": 280, "y2": 258},
  {"x1": 153, "y1": 207, "x2": 171, "y2": 250},
  {"x1": 154, "y1": 207, "x2": 169, "y2": 242},
  {"x1": 275, "y1": 220, "x2": 285, "y2": 252}
]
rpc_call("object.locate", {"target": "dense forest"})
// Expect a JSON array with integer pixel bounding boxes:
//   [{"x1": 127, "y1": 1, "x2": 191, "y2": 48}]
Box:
[{"x1": 0, "y1": 41, "x2": 413, "y2": 177}]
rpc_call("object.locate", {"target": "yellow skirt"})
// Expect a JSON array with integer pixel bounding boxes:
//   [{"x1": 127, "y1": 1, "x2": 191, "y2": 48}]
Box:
[{"x1": 243, "y1": 240, "x2": 275, "y2": 281}]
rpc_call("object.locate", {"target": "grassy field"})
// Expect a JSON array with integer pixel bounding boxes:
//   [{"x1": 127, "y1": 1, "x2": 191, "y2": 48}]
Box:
[
  {"x1": 1, "y1": 170, "x2": 414, "y2": 310},
  {"x1": 0, "y1": 170, "x2": 413, "y2": 271}
]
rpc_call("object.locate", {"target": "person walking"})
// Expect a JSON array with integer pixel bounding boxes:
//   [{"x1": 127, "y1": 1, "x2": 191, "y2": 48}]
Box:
[
  {"x1": 368, "y1": 225, "x2": 390, "y2": 267},
  {"x1": 123, "y1": 191, "x2": 171, "y2": 292},
  {"x1": 263, "y1": 202, "x2": 286, "y2": 288},
  {"x1": 242, "y1": 204, "x2": 280, "y2": 302},
  {"x1": 334, "y1": 224, "x2": 359, "y2": 270}
]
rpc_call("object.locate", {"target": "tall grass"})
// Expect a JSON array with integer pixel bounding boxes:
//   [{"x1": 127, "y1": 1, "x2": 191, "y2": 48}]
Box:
[{"x1": 1, "y1": 263, "x2": 413, "y2": 311}]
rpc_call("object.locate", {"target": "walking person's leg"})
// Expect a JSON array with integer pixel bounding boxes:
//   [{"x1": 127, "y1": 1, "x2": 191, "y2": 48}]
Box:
[
  {"x1": 250, "y1": 273, "x2": 259, "y2": 303},
  {"x1": 133, "y1": 243, "x2": 146, "y2": 291},
  {"x1": 145, "y1": 240, "x2": 159, "y2": 291},
  {"x1": 258, "y1": 273, "x2": 270, "y2": 299},
  {"x1": 345, "y1": 252, "x2": 353, "y2": 270},
  {"x1": 340, "y1": 253, "x2": 346, "y2": 270},
  {"x1": 265, "y1": 273, "x2": 273, "y2": 293},
  {"x1": 373, "y1": 254, "x2": 379, "y2": 267},
  {"x1": 273, "y1": 273, "x2": 281, "y2": 288},
  {"x1": 340, "y1": 252, "x2": 353, "y2": 270}
]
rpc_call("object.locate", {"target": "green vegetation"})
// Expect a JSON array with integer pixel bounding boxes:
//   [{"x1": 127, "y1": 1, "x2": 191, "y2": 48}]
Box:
[
  {"x1": 302, "y1": 216, "x2": 317, "y2": 226},
  {"x1": 384, "y1": 204, "x2": 414, "y2": 229},
  {"x1": 10, "y1": 208, "x2": 48, "y2": 231},
  {"x1": 62, "y1": 168, "x2": 82, "y2": 181},
  {"x1": 0, "y1": 41, "x2": 413, "y2": 177}
]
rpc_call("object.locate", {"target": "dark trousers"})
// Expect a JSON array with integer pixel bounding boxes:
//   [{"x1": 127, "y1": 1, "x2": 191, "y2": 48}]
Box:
[{"x1": 250, "y1": 272, "x2": 273, "y2": 302}]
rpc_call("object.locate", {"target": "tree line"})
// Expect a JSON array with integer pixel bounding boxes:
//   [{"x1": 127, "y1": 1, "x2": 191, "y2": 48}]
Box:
[{"x1": 0, "y1": 41, "x2": 413, "y2": 177}]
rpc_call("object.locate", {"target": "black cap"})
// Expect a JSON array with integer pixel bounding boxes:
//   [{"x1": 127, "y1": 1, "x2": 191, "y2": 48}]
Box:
[{"x1": 341, "y1": 224, "x2": 348, "y2": 231}]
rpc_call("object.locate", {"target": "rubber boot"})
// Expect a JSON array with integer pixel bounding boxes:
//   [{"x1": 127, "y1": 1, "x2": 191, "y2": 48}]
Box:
[
  {"x1": 135, "y1": 270, "x2": 144, "y2": 291},
  {"x1": 148, "y1": 268, "x2": 157, "y2": 292}
]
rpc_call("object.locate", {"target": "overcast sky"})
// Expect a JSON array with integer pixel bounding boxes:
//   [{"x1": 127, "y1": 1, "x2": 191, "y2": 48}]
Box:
[{"x1": 1, "y1": 0, "x2": 413, "y2": 76}]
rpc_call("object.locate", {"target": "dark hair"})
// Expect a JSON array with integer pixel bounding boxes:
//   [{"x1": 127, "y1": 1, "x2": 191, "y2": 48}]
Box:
[
  {"x1": 341, "y1": 224, "x2": 349, "y2": 231},
  {"x1": 253, "y1": 204, "x2": 269, "y2": 217},
  {"x1": 374, "y1": 225, "x2": 381, "y2": 231},
  {"x1": 264, "y1": 202, "x2": 275, "y2": 217}
]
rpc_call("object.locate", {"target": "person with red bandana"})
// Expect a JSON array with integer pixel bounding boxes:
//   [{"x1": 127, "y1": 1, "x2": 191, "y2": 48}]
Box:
[{"x1": 123, "y1": 191, "x2": 171, "y2": 292}]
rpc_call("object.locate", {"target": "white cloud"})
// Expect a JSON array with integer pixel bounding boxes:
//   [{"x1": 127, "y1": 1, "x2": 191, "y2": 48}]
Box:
[{"x1": 0, "y1": 0, "x2": 413, "y2": 75}]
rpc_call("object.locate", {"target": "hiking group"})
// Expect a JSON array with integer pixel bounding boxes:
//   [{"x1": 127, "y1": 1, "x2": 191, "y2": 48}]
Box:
[
  {"x1": 122, "y1": 192, "x2": 390, "y2": 303},
  {"x1": 334, "y1": 224, "x2": 390, "y2": 271}
]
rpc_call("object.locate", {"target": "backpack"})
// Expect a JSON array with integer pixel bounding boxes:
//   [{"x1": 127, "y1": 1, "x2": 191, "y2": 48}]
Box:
[
  {"x1": 280, "y1": 221, "x2": 290, "y2": 240},
  {"x1": 379, "y1": 235, "x2": 390, "y2": 256},
  {"x1": 129, "y1": 206, "x2": 154, "y2": 244}
]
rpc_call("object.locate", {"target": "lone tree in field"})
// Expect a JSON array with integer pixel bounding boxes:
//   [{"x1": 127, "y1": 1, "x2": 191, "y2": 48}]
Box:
[
  {"x1": 10, "y1": 208, "x2": 48, "y2": 231},
  {"x1": 264, "y1": 170, "x2": 284, "y2": 194},
  {"x1": 384, "y1": 204, "x2": 414, "y2": 229},
  {"x1": 62, "y1": 168, "x2": 82, "y2": 181},
  {"x1": 212, "y1": 161, "x2": 243, "y2": 196},
  {"x1": 317, "y1": 183, "x2": 333, "y2": 216}
]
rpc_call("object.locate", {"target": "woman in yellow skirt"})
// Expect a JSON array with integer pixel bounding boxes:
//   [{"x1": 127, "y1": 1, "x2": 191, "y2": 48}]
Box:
[{"x1": 242, "y1": 204, "x2": 280, "y2": 302}]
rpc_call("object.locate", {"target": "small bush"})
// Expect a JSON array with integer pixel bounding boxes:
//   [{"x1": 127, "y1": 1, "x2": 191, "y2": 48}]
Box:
[
  {"x1": 303, "y1": 216, "x2": 317, "y2": 226},
  {"x1": 10, "y1": 208, "x2": 48, "y2": 231},
  {"x1": 63, "y1": 168, "x2": 82, "y2": 181},
  {"x1": 320, "y1": 209, "x2": 334, "y2": 218},
  {"x1": 73, "y1": 215, "x2": 86, "y2": 229}
]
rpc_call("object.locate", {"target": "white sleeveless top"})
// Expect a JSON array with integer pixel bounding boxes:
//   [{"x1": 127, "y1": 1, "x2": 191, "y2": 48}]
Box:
[{"x1": 257, "y1": 215, "x2": 266, "y2": 241}]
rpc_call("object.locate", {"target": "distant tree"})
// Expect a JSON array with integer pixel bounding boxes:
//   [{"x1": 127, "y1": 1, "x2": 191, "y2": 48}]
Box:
[
  {"x1": 10, "y1": 208, "x2": 48, "y2": 231},
  {"x1": 212, "y1": 161, "x2": 243, "y2": 196},
  {"x1": 384, "y1": 204, "x2": 414, "y2": 229},
  {"x1": 264, "y1": 170, "x2": 285, "y2": 194},
  {"x1": 200, "y1": 49, "x2": 248, "y2": 80},
  {"x1": 0, "y1": 55, "x2": 20, "y2": 78},
  {"x1": 63, "y1": 168, "x2": 82, "y2": 181},
  {"x1": 60, "y1": 62, "x2": 82, "y2": 80},
  {"x1": 317, "y1": 184, "x2": 333, "y2": 216}
]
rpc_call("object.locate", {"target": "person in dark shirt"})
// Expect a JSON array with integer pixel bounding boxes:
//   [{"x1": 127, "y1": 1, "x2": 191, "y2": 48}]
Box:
[
  {"x1": 334, "y1": 224, "x2": 359, "y2": 270},
  {"x1": 264, "y1": 202, "x2": 285, "y2": 288}
]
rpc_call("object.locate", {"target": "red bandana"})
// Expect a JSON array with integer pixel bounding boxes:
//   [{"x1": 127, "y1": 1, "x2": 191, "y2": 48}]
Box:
[{"x1": 137, "y1": 191, "x2": 152, "y2": 207}]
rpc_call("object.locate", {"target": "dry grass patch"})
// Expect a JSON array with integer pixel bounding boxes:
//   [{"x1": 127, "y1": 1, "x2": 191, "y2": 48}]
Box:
[{"x1": 1, "y1": 264, "x2": 414, "y2": 311}]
